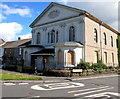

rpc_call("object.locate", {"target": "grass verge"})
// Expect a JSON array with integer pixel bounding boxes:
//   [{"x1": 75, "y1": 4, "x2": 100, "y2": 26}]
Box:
[{"x1": 0, "y1": 70, "x2": 42, "y2": 80}]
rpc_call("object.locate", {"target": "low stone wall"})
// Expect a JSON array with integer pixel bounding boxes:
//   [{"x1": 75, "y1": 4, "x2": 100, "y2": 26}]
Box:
[{"x1": 43, "y1": 69, "x2": 120, "y2": 77}]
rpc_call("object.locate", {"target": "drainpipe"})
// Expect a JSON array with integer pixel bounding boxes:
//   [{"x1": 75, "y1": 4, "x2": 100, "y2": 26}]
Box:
[{"x1": 99, "y1": 22, "x2": 103, "y2": 61}]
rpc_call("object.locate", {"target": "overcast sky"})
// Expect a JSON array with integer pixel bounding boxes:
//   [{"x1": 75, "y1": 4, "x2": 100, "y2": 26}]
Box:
[{"x1": 0, "y1": 0, "x2": 119, "y2": 41}]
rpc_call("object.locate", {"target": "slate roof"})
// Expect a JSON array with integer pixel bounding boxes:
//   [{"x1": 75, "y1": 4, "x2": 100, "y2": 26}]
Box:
[
  {"x1": 31, "y1": 48, "x2": 55, "y2": 56},
  {"x1": 2, "y1": 39, "x2": 31, "y2": 48},
  {"x1": 24, "y1": 44, "x2": 44, "y2": 48},
  {"x1": 0, "y1": 39, "x2": 5, "y2": 45}
]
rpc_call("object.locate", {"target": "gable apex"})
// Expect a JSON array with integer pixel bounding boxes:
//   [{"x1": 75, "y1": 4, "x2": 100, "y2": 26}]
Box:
[{"x1": 29, "y1": 2, "x2": 85, "y2": 28}]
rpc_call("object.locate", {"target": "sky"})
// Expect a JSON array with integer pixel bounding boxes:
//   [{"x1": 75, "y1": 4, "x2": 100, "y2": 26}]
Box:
[{"x1": 0, "y1": 0, "x2": 119, "y2": 41}]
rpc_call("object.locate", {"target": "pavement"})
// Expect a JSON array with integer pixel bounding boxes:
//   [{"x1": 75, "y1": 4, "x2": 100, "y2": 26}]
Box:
[{"x1": 1, "y1": 69, "x2": 120, "y2": 83}]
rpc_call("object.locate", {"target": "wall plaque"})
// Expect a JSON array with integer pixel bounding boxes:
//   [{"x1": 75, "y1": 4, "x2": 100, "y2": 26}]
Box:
[{"x1": 48, "y1": 10, "x2": 60, "y2": 18}]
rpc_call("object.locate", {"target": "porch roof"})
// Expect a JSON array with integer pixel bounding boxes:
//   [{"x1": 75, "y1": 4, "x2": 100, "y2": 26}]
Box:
[
  {"x1": 31, "y1": 48, "x2": 55, "y2": 56},
  {"x1": 54, "y1": 42, "x2": 83, "y2": 47}
]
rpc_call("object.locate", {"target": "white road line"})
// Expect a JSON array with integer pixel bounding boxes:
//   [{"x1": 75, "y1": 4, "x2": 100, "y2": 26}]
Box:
[
  {"x1": 31, "y1": 82, "x2": 84, "y2": 90},
  {"x1": 74, "y1": 87, "x2": 114, "y2": 96},
  {"x1": 68, "y1": 86, "x2": 109, "y2": 93},
  {"x1": 18, "y1": 83, "x2": 28, "y2": 85},
  {"x1": 3, "y1": 83, "x2": 16, "y2": 86},
  {"x1": 85, "y1": 92, "x2": 120, "y2": 97}
]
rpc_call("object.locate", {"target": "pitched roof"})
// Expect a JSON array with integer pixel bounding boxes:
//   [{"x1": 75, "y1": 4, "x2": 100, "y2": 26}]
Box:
[
  {"x1": 0, "y1": 39, "x2": 5, "y2": 45},
  {"x1": 2, "y1": 39, "x2": 31, "y2": 48},
  {"x1": 30, "y1": 2, "x2": 119, "y2": 35}
]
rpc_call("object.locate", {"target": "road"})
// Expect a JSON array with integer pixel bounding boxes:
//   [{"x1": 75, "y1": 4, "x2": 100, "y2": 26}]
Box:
[{"x1": 1, "y1": 74, "x2": 120, "y2": 99}]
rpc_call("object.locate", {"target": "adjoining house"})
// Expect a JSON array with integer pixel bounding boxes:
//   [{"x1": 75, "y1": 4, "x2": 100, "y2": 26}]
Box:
[
  {"x1": 2, "y1": 38, "x2": 31, "y2": 71},
  {"x1": 0, "y1": 39, "x2": 5, "y2": 67},
  {"x1": 24, "y1": 2, "x2": 119, "y2": 72}
]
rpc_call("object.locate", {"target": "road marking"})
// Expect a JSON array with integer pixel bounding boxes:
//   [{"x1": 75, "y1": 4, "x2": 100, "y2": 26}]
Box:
[
  {"x1": 18, "y1": 83, "x2": 28, "y2": 85},
  {"x1": 68, "y1": 86, "x2": 109, "y2": 93},
  {"x1": 3, "y1": 83, "x2": 16, "y2": 86},
  {"x1": 85, "y1": 92, "x2": 120, "y2": 97},
  {"x1": 31, "y1": 82, "x2": 84, "y2": 91},
  {"x1": 74, "y1": 87, "x2": 114, "y2": 96}
]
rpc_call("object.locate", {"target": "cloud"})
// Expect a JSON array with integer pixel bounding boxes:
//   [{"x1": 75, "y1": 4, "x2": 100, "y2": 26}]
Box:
[
  {"x1": 0, "y1": 14, "x2": 6, "y2": 22},
  {"x1": 17, "y1": 33, "x2": 32, "y2": 40},
  {"x1": 0, "y1": 3, "x2": 31, "y2": 17},
  {"x1": 65, "y1": 1, "x2": 118, "y2": 31},
  {"x1": 0, "y1": 22, "x2": 23, "y2": 41}
]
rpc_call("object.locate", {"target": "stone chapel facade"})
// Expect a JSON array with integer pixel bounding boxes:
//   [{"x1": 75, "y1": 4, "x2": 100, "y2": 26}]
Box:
[{"x1": 24, "y1": 2, "x2": 119, "y2": 71}]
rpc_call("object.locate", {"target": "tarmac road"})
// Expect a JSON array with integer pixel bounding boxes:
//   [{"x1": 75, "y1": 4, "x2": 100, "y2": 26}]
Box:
[{"x1": 1, "y1": 74, "x2": 120, "y2": 99}]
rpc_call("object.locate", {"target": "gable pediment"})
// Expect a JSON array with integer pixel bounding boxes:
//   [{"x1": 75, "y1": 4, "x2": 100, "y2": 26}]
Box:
[{"x1": 30, "y1": 2, "x2": 85, "y2": 27}]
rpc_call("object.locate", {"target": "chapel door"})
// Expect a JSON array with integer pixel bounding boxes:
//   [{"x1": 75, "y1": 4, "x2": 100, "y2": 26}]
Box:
[{"x1": 67, "y1": 51, "x2": 74, "y2": 65}]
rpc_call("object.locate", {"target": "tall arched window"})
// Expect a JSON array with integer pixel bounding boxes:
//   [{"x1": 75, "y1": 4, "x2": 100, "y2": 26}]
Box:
[
  {"x1": 94, "y1": 51, "x2": 98, "y2": 63},
  {"x1": 56, "y1": 31, "x2": 58, "y2": 43},
  {"x1": 111, "y1": 36, "x2": 113, "y2": 47},
  {"x1": 94, "y1": 28, "x2": 98, "y2": 43},
  {"x1": 112, "y1": 53, "x2": 114, "y2": 66},
  {"x1": 48, "y1": 32, "x2": 50, "y2": 43},
  {"x1": 67, "y1": 50, "x2": 74, "y2": 65},
  {"x1": 103, "y1": 33, "x2": 107, "y2": 45},
  {"x1": 58, "y1": 50, "x2": 62, "y2": 64},
  {"x1": 36, "y1": 32, "x2": 40, "y2": 44},
  {"x1": 69, "y1": 26, "x2": 75, "y2": 41},
  {"x1": 104, "y1": 52, "x2": 107, "y2": 64},
  {"x1": 51, "y1": 30, "x2": 55, "y2": 43}
]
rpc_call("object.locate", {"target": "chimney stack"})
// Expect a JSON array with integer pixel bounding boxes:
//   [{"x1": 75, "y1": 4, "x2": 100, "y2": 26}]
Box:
[{"x1": 18, "y1": 37, "x2": 21, "y2": 40}]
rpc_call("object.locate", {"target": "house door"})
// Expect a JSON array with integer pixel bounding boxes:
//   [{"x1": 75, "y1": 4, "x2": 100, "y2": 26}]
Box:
[{"x1": 67, "y1": 51, "x2": 74, "y2": 65}]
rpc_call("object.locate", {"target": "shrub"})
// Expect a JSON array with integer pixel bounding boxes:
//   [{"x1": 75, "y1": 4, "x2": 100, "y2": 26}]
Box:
[
  {"x1": 108, "y1": 66, "x2": 114, "y2": 70},
  {"x1": 91, "y1": 62, "x2": 107, "y2": 72},
  {"x1": 43, "y1": 69, "x2": 71, "y2": 77},
  {"x1": 76, "y1": 62, "x2": 90, "y2": 70}
]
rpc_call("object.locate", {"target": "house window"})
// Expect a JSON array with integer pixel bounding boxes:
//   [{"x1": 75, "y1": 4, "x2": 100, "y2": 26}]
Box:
[
  {"x1": 103, "y1": 33, "x2": 107, "y2": 45},
  {"x1": 58, "y1": 50, "x2": 62, "y2": 64},
  {"x1": 112, "y1": 53, "x2": 114, "y2": 66},
  {"x1": 111, "y1": 36, "x2": 113, "y2": 47},
  {"x1": 104, "y1": 52, "x2": 107, "y2": 64},
  {"x1": 36, "y1": 32, "x2": 40, "y2": 44},
  {"x1": 56, "y1": 31, "x2": 58, "y2": 43},
  {"x1": 94, "y1": 28, "x2": 98, "y2": 43},
  {"x1": 94, "y1": 51, "x2": 98, "y2": 63},
  {"x1": 67, "y1": 50, "x2": 74, "y2": 65},
  {"x1": 69, "y1": 26, "x2": 75, "y2": 41},
  {"x1": 19, "y1": 48, "x2": 22, "y2": 55}
]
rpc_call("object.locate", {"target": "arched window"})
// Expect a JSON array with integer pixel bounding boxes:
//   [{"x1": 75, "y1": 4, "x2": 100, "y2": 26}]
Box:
[
  {"x1": 69, "y1": 26, "x2": 75, "y2": 41},
  {"x1": 94, "y1": 28, "x2": 98, "y2": 43},
  {"x1": 36, "y1": 32, "x2": 40, "y2": 44},
  {"x1": 48, "y1": 32, "x2": 50, "y2": 43},
  {"x1": 112, "y1": 53, "x2": 114, "y2": 65},
  {"x1": 58, "y1": 50, "x2": 62, "y2": 64},
  {"x1": 51, "y1": 30, "x2": 55, "y2": 43},
  {"x1": 104, "y1": 52, "x2": 107, "y2": 64},
  {"x1": 67, "y1": 50, "x2": 74, "y2": 65},
  {"x1": 111, "y1": 36, "x2": 113, "y2": 47},
  {"x1": 103, "y1": 33, "x2": 107, "y2": 45},
  {"x1": 94, "y1": 51, "x2": 98, "y2": 63},
  {"x1": 56, "y1": 31, "x2": 58, "y2": 43}
]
